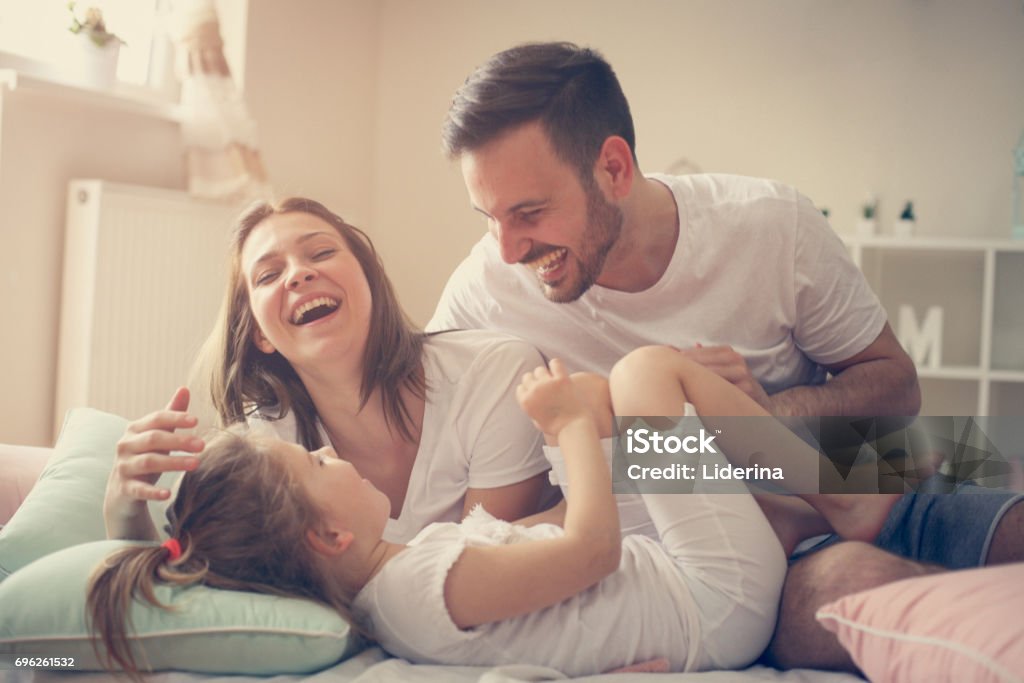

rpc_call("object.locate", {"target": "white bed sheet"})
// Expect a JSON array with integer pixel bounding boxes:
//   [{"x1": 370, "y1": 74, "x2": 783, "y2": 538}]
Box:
[{"x1": 3, "y1": 647, "x2": 862, "y2": 683}]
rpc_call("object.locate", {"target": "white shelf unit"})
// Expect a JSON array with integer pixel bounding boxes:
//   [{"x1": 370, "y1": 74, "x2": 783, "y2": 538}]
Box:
[{"x1": 843, "y1": 235, "x2": 1024, "y2": 415}]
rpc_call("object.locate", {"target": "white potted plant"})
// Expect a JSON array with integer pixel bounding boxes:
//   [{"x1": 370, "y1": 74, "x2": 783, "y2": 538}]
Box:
[
  {"x1": 857, "y1": 195, "x2": 878, "y2": 237},
  {"x1": 66, "y1": 2, "x2": 125, "y2": 88}
]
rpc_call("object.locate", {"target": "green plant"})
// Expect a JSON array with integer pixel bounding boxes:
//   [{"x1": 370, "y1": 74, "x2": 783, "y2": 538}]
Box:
[
  {"x1": 861, "y1": 196, "x2": 878, "y2": 220},
  {"x1": 900, "y1": 201, "x2": 915, "y2": 221},
  {"x1": 67, "y1": 2, "x2": 125, "y2": 48}
]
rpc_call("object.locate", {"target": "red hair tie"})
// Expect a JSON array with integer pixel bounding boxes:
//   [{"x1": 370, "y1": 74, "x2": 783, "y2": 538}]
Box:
[{"x1": 161, "y1": 538, "x2": 182, "y2": 561}]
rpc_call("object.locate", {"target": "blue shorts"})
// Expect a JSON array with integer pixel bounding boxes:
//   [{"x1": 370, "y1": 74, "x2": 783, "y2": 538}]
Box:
[{"x1": 796, "y1": 484, "x2": 1024, "y2": 568}]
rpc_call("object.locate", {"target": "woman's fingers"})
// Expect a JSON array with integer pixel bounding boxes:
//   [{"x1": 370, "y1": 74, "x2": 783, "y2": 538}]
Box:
[
  {"x1": 113, "y1": 387, "x2": 203, "y2": 495},
  {"x1": 115, "y1": 450, "x2": 199, "y2": 478},
  {"x1": 122, "y1": 387, "x2": 195, "y2": 435},
  {"x1": 117, "y1": 428, "x2": 203, "y2": 457},
  {"x1": 166, "y1": 386, "x2": 191, "y2": 412},
  {"x1": 126, "y1": 409, "x2": 198, "y2": 435},
  {"x1": 124, "y1": 479, "x2": 174, "y2": 501}
]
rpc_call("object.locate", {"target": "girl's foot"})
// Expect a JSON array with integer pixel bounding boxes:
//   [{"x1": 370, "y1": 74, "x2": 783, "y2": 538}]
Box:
[{"x1": 818, "y1": 493, "x2": 903, "y2": 542}]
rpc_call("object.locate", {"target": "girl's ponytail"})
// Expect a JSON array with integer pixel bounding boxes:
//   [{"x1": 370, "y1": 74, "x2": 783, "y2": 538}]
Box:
[{"x1": 86, "y1": 537, "x2": 208, "y2": 677}]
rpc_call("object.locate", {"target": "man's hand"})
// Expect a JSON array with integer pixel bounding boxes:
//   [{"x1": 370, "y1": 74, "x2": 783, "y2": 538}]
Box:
[{"x1": 677, "y1": 344, "x2": 772, "y2": 411}]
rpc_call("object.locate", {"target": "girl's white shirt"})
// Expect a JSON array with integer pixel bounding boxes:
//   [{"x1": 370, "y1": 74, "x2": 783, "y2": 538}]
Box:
[{"x1": 353, "y1": 505, "x2": 703, "y2": 676}]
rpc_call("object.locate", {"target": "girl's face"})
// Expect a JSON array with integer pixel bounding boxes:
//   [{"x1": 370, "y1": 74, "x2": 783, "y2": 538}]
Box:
[
  {"x1": 240, "y1": 212, "x2": 373, "y2": 370},
  {"x1": 280, "y1": 439, "x2": 391, "y2": 538}
]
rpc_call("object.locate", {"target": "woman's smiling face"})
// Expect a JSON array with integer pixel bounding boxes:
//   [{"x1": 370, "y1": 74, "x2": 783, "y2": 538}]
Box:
[{"x1": 241, "y1": 211, "x2": 373, "y2": 369}]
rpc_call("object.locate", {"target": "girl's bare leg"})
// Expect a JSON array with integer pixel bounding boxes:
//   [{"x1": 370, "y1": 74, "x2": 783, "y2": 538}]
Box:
[
  {"x1": 609, "y1": 352, "x2": 788, "y2": 669},
  {"x1": 754, "y1": 496, "x2": 832, "y2": 556},
  {"x1": 608, "y1": 346, "x2": 901, "y2": 545}
]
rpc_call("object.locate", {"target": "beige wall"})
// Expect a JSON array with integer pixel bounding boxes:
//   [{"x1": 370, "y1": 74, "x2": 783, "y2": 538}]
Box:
[
  {"x1": 369, "y1": 0, "x2": 1024, "y2": 325},
  {"x1": 245, "y1": 0, "x2": 379, "y2": 227},
  {"x1": 1, "y1": 0, "x2": 1022, "y2": 444},
  {"x1": 0, "y1": 87, "x2": 182, "y2": 446}
]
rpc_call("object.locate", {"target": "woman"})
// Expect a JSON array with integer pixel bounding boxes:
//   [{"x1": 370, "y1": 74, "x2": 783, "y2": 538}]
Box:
[{"x1": 103, "y1": 198, "x2": 552, "y2": 544}]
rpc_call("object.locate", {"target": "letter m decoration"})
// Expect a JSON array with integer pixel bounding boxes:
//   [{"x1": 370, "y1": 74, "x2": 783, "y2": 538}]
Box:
[{"x1": 897, "y1": 304, "x2": 943, "y2": 369}]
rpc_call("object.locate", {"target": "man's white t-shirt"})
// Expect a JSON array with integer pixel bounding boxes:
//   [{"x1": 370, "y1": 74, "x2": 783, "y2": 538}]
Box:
[
  {"x1": 252, "y1": 330, "x2": 551, "y2": 543},
  {"x1": 428, "y1": 173, "x2": 887, "y2": 394}
]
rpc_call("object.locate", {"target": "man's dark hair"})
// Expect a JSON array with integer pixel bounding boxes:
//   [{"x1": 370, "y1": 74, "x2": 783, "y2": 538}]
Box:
[{"x1": 442, "y1": 42, "x2": 636, "y2": 183}]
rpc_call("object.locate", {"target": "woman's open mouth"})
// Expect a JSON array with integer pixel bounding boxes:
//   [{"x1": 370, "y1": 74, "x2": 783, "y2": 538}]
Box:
[{"x1": 291, "y1": 297, "x2": 340, "y2": 325}]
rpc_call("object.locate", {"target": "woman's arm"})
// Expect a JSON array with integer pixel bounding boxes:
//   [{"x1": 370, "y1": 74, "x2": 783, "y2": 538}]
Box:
[
  {"x1": 457, "y1": 338, "x2": 554, "y2": 522},
  {"x1": 462, "y1": 473, "x2": 549, "y2": 522},
  {"x1": 443, "y1": 361, "x2": 621, "y2": 629},
  {"x1": 512, "y1": 497, "x2": 567, "y2": 528},
  {"x1": 103, "y1": 387, "x2": 202, "y2": 540}
]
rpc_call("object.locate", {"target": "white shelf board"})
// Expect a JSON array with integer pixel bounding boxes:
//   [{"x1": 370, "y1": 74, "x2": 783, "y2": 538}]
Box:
[
  {"x1": 841, "y1": 234, "x2": 1024, "y2": 253},
  {"x1": 915, "y1": 367, "x2": 1024, "y2": 383},
  {"x1": 988, "y1": 370, "x2": 1024, "y2": 383},
  {"x1": 916, "y1": 366, "x2": 984, "y2": 381},
  {"x1": 0, "y1": 69, "x2": 182, "y2": 122}
]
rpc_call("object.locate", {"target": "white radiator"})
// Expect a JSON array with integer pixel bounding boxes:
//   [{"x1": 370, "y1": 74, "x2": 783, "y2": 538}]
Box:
[{"x1": 54, "y1": 180, "x2": 240, "y2": 436}]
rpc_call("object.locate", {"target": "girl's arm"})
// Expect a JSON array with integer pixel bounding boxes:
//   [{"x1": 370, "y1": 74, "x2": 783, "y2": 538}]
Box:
[{"x1": 443, "y1": 360, "x2": 621, "y2": 630}]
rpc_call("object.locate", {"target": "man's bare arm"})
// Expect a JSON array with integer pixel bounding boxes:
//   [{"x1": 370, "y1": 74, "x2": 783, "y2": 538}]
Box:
[
  {"x1": 681, "y1": 323, "x2": 920, "y2": 418},
  {"x1": 769, "y1": 323, "x2": 921, "y2": 418}
]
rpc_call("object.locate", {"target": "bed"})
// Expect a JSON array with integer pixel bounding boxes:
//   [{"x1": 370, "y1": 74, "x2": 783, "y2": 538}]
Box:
[
  {"x1": 6, "y1": 652, "x2": 862, "y2": 683},
  {"x1": 2, "y1": 410, "x2": 1023, "y2": 683}
]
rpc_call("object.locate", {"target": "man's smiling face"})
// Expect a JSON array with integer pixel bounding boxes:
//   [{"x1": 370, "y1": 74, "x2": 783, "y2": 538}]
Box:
[{"x1": 461, "y1": 121, "x2": 623, "y2": 303}]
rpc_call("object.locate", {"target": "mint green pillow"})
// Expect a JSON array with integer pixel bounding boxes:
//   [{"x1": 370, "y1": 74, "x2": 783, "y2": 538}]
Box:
[
  {"x1": 0, "y1": 408, "x2": 361, "y2": 674},
  {"x1": 0, "y1": 408, "x2": 132, "y2": 578},
  {"x1": 0, "y1": 540, "x2": 358, "y2": 674}
]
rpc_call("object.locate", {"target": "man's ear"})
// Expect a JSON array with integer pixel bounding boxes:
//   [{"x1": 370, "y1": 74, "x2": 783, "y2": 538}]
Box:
[
  {"x1": 253, "y1": 327, "x2": 276, "y2": 355},
  {"x1": 306, "y1": 528, "x2": 355, "y2": 557},
  {"x1": 594, "y1": 135, "x2": 635, "y2": 201}
]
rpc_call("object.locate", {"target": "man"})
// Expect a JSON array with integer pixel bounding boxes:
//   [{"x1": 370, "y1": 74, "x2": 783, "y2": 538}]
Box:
[{"x1": 428, "y1": 41, "x2": 1023, "y2": 670}]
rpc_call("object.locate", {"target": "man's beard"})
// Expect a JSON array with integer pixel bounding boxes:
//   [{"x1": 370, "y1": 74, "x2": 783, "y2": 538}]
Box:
[{"x1": 539, "y1": 184, "x2": 624, "y2": 303}]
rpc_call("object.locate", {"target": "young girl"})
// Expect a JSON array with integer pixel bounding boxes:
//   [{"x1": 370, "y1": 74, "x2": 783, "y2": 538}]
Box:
[{"x1": 89, "y1": 347, "x2": 893, "y2": 677}]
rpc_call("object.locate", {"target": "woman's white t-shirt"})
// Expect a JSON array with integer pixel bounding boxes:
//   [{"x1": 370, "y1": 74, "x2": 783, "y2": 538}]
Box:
[{"x1": 252, "y1": 330, "x2": 551, "y2": 543}]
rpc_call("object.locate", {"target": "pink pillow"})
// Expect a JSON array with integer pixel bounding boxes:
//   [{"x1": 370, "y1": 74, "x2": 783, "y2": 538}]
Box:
[
  {"x1": 0, "y1": 445, "x2": 51, "y2": 525},
  {"x1": 817, "y1": 563, "x2": 1024, "y2": 683}
]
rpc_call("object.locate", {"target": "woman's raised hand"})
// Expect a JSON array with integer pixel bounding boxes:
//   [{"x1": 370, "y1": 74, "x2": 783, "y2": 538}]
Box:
[
  {"x1": 103, "y1": 387, "x2": 203, "y2": 539},
  {"x1": 515, "y1": 359, "x2": 589, "y2": 437}
]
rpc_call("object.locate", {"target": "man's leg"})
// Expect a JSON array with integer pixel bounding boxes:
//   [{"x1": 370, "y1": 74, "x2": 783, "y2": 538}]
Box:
[
  {"x1": 763, "y1": 541, "x2": 941, "y2": 671},
  {"x1": 985, "y1": 498, "x2": 1024, "y2": 564},
  {"x1": 764, "y1": 486, "x2": 1024, "y2": 670},
  {"x1": 875, "y1": 488, "x2": 1024, "y2": 568}
]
